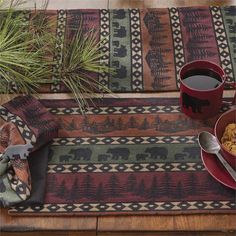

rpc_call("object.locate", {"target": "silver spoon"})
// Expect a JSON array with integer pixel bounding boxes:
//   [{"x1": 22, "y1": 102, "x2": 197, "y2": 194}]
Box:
[{"x1": 198, "y1": 131, "x2": 236, "y2": 182}]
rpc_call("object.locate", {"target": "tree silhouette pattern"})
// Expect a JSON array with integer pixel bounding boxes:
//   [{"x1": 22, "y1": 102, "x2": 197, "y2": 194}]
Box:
[
  {"x1": 143, "y1": 11, "x2": 172, "y2": 90},
  {"x1": 47, "y1": 172, "x2": 235, "y2": 202},
  {"x1": 60, "y1": 114, "x2": 211, "y2": 134},
  {"x1": 180, "y1": 8, "x2": 217, "y2": 61}
]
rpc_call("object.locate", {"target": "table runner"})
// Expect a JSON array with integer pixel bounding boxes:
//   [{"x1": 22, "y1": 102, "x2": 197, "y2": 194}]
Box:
[
  {"x1": 36, "y1": 5, "x2": 236, "y2": 93},
  {"x1": 9, "y1": 97, "x2": 236, "y2": 215}
]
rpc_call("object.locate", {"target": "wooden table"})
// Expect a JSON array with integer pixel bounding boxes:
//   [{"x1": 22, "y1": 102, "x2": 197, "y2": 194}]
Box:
[{"x1": 1, "y1": 0, "x2": 236, "y2": 235}]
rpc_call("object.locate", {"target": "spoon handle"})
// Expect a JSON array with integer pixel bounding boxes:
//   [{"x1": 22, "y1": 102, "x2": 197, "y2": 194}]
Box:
[{"x1": 216, "y1": 152, "x2": 236, "y2": 182}]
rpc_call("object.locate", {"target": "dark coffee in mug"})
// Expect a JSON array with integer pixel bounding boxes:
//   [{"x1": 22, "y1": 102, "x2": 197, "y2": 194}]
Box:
[
  {"x1": 179, "y1": 60, "x2": 227, "y2": 119},
  {"x1": 182, "y1": 68, "x2": 222, "y2": 90}
]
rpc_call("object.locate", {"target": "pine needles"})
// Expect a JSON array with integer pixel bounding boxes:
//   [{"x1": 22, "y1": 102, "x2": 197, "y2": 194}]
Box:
[
  {"x1": 0, "y1": 0, "x2": 112, "y2": 113},
  {"x1": 60, "y1": 28, "x2": 112, "y2": 112},
  {"x1": 0, "y1": 0, "x2": 52, "y2": 94}
]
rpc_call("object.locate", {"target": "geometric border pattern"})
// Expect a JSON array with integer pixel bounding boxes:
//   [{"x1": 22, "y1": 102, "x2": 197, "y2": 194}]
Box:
[
  {"x1": 10, "y1": 200, "x2": 236, "y2": 214},
  {"x1": 99, "y1": 9, "x2": 110, "y2": 89},
  {"x1": 49, "y1": 105, "x2": 180, "y2": 115},
  {"x1": 7, "y1": 170, "x2": 31, "y2": 201},
  {"x1": 0, "y1": 106, "x2": 36, "y2": 144},
  {"x1": 51, "y1": 136, "x2": 198, "y2": 145},
  {"x1": 169, "y1": 7, "x2": 185, "y2": 88},
  {"x1": 130, "y1": 9, "x2": 144, "y2": 91},
  {"x1": 210, "y1": 6, "x2": 234, "y2": 82},
  {"x1": 51, "y1": 10, "x2": 67, "y2": 92},
  {"x1": 47, "y1": 162, "x2": 205, "y2": 173}
]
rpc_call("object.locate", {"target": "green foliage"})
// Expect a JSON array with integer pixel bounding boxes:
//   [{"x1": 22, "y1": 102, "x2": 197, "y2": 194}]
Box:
[
  {"x1": 0, "y1": 0, "x2": 112, "y2": 112},
  {"x1": 60, "y1": 28, "x2": 112, "y2": 112},
  {"x1": 0, "y1": 3, "x2": 51, "y2": 93}
]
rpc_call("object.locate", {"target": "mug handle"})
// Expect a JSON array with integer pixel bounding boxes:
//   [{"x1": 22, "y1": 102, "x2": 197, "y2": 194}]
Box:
[{"x1": 223, "y1": 82, "x2": 236, "y2": 105}]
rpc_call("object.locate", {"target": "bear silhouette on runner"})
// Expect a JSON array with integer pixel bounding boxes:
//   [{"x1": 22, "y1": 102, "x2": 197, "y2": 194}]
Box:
[
  {"x1": 69, "y1": 148, "x2": 92, "y2": 161},
  {"x1": 182, "y1": 92, "x2": 209, "y2": 113}
]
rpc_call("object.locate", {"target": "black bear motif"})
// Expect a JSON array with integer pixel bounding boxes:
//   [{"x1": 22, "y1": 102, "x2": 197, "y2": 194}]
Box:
[
  {"x1": 69, "y1": 148, "x2": 92, "y2": 161},
  {"x1": 115, "y1": 66, "x2": 127, "y2": 79},
  {"x1": 183, "y1": 147, "x2": 200, "y2": 159},
  {"x1": 113, "y1": 9, "x2": 126, "y2": 19},
  {"x1": 112, "y1": 61, "x2": 127, "y2": 79},
  {"x1": 144, "y1": 147, "x2": 168, "y2": 160},
  {"x1": 114, "y1": 26, "x2": 127, "y2": 38},
  {"x1": 224, "y1": 6, "x2": 236, "y2": 16},
  {"x1": 112, "y1": 40, "x2": 120, "y2": 47},
  {"x1": 229, "y1": 23, "x2": 236, "y2": 34},
  {"x1": 174, "y1": 153, "x2": 186, "y2": 160},
  {"x1": 112, "y1": 61, "x2": 120, "y2": 67},
  {"x1": 112, "y1": 22, "x2": 120, "y2": 28},
  {"x1": 106, "y1": 148, "x2": 130, "y2": 160},
  {"x1": 230, "y1": 36, "x2": 236, "y2": 43},
  {"x1": 111, "y1": 82, "x2": 120, "y2": 90},
  {"x1": 182, "y1": 92, "x2": 209, "y2": 113},
  {"x1": 59, "y1": 155, "x2": 72, "y2": 162},
  {"x1": 114, "y1": 44, "x2": 127, "y2": 57}
]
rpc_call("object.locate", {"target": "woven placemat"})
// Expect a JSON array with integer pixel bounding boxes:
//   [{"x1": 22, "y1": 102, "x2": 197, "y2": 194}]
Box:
[
  {"x1": 9, "y1": 97, "x2": 236, "y2": 215},
  {"x1": 37, "y1": 6, "x2": 236, "y2": 93}
]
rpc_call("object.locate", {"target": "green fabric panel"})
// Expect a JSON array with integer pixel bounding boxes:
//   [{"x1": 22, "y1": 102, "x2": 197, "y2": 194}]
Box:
[
  {"x1": 109, "y1": 10, "x2": 132, "y2": 91},
  {"x1": 49, "y1": 143, "x2": 201, "y2": 164},
  {"x1": 0, "y1": 176, "x2": 22, "y2": 207},
  {"x1": 221, "y1": 6, "x2": 236, "y2": 81}
]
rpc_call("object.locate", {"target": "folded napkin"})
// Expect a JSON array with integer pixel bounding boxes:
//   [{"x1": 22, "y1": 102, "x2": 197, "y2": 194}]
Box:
[
  {"x1": 0, "y1": 95, "x2": 59, "y2": 207},
  {"x1": 19, "y1": 143, "x2": 50, "y2": 206}
]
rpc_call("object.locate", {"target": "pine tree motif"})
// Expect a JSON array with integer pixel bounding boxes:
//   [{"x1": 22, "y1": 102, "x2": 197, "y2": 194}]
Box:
[
  {"x1": 48, "y1": 175, "x2": 58, "y2": 193},
  {"x1": 91, "y1": 122, "x2": 98, "y2": 133},
  {"x1": 107, "y1": 174, "x2": 122, "y2": 197},
  {"x1": 187, "y1": 173, "x2": 198, "y2": 196},
  {"x1": 160, "y1": 173, "x2": 172, "y2": 197},
  {"x1": 140, "y1": 118, "x2": 149, "y2": 130},
  {"x1": 95, "y1": 183, "x2": 105, "y2": 201},
  {"x1": 70, "y1": 177, "x2": 79, "y2": 201},
  {"x1": 81, "y1": 116, "x2": 90, "y2": 132},
  {"x1": 143, "y1": 11, "x2": 171, "y2": 90},
  {"x1": 148, "y1": 176, "x2": 159, "y2": 199},
  {"x1": 128, "y1": 116, "x2": 138, "y2": 128},
  {"x1": 57, "y1": 179, "x2": 68, "y2": 198},
  {"x1": 180, "y1": 8, "x2": 217, "y2": 61},
  {"x1": 154, "y1": 115, "x2": 162, "y2": 130},
  {"x1": 67, "y1": 118, "x2": 77, "y2": 130},
  {"x1": 205, "y1": 175, "x2": 235, "y2": 197},
  {"x1": 181, "y1": 8, "x2": 209, "y2": 23},
  {"x1": 116, "y1": 117, "x2": 124, "y2": 130},
  {"x1": 81, "y1": 174, "x2": 95, "y2": 199},
  {"x1": 104, "y1": 117, "x2": 113, "y2": 129},
  {"x1": 126, "y1": 174, "x2": 137, "y2": 192},
  {"x1": 175, "y1": 181, "x2": 184, "y2": 199},
  {"x1": 137, "y1": 179, "x2": 146, "y2": 197}
]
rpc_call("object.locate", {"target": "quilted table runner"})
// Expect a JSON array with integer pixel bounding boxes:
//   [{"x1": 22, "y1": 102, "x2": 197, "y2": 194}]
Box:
[
  {"x1": 9, "y1": 96, "x2": 236, "y2": 215},
  {"x1": 36, "y1": 5, "x2": 236, "y2": 93}
]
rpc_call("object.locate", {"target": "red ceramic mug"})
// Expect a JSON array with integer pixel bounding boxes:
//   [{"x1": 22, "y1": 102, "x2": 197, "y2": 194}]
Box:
[{"x1": 179, "y1": 60, "x2": 236, "y2": 119}]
